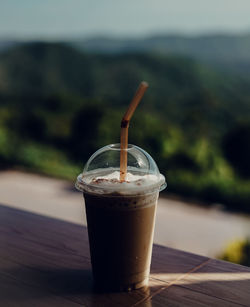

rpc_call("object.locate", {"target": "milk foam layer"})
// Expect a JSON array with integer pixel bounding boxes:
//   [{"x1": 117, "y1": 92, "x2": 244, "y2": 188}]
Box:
[
  {"x1": 90, "y1": 171, "x2": 158, "y2": 185},
  {"x1": 76, "y1": 169, "x2": 165, "y2": 195}
]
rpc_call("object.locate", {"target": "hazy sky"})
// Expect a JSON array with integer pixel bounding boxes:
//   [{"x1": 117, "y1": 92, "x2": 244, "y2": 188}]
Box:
[{"x1": 1, "y1": 0, "x2": 250, "y2": 39}]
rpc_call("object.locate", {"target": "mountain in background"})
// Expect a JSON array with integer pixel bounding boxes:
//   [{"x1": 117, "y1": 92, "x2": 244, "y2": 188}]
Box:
[
  {"x1": 0, "y1": 40, "x2": 17, "y2": 52},
  {"x1": 2, "y1": 33, "x2": 250, "y2": 75},
  {"x1": 1, "y1": 42, "x2": 250, "y2": 138},
  {"x1": 69, "y1": 33, "x2": 250, "y2": 75}
]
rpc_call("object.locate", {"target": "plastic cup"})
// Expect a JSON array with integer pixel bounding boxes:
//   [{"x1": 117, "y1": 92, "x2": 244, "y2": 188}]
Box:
[{"x1": 76, "y1": 144, "x2": 166, "y2": 291}]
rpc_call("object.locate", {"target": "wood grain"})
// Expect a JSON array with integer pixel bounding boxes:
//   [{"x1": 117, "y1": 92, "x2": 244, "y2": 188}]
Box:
[
  {"x1": 0, "y1": 203, "x2": 250, "y2": 306},
  {"x1": 0, "y1": 273, "x2": 81, "y2": 307},
  {"x1": 171, "y1": 258, "x2": 250, "y2": 306},
  {"x1": 137, "y1": 284, "x2": 242, "y2": 307}
]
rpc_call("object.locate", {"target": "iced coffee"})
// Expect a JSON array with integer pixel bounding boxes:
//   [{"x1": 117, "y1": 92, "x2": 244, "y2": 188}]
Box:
[{"x1": 76, "y1": 144, "x2": 166, "y2": 291}]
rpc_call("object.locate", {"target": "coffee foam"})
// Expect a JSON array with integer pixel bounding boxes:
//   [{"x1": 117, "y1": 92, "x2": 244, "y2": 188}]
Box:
[{"x1": 76, "y1": 169, "x2": 165, "y2": 195}]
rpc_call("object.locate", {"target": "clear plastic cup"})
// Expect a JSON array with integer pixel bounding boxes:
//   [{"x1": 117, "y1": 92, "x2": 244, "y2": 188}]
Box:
[{"x1": 76, "y1": 144, "x2": 166, "y2": 291}]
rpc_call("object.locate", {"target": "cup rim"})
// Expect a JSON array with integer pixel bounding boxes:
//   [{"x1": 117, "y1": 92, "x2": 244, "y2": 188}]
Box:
[{"x1": 75, "y1": 171, "x2": 167, "y2": 195}]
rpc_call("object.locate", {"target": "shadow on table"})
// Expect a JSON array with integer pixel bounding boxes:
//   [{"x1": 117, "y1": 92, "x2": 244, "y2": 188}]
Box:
[
  {"x1": 3, "y1": 263, "x2": 250, "y2": 306},
  {"x1": 37, "y1": 268, "x2": 94, "y2": 294},
  {"x1": 2, "y1": 266, "x2": 153, "y2": 306},
  {"x1": 1, "y1": 205, "x2": 250, "y2": 306}
]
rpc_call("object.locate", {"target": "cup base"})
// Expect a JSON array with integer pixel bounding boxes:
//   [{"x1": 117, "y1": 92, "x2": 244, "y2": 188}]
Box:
[{"x1": 94, "y1": 277, "x2": 148, "y2": 292}]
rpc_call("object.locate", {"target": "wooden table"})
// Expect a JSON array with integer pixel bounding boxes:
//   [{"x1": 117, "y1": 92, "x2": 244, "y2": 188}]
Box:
[{"x1": 0, "y1": 204, "x2": 250, "y2": 307}]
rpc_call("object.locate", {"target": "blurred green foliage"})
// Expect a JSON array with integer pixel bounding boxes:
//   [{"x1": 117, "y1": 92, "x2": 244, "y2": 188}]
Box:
[
  {"x1": 219, "y1": 239, "x2": 250, "y2": 267},
  {"x1": 222, "y1": 123, "x2": 250, "y2": 178},
  {"x1": 0, "y1": 42, "x2": 250, "y2": 212}
]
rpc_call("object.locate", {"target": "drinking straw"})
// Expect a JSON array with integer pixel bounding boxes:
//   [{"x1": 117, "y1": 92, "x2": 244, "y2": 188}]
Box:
[{"x1": 120, "y1": 81, "x2": 149, "y2": 182}]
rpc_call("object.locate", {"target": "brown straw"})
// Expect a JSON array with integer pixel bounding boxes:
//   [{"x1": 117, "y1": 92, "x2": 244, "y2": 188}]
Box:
[{"x1": 120, "y1": 81, "x2": 149, "y2": 182}]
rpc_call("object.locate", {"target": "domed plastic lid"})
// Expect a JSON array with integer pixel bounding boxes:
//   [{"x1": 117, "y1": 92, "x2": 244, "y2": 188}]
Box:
[{"x1": 75, "y1": 144, "x2": 166, "y2": 195}]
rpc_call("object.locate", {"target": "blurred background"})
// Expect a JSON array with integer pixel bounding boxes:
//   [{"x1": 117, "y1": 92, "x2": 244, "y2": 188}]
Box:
[{"x1": 0, "y1": 0, "x2": 250, "y2": 265}]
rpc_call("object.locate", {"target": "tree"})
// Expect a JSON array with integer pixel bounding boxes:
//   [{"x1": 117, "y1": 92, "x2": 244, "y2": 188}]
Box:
[
  {"x1": 222, "y1": 123, "x2": 250, "y2": 178},
  {"x1": 69, "y1": 104, "x2": 104, "y2": 162},
  {"x1": 7, "y1": 110, "x2": 46, "y2": 141}
]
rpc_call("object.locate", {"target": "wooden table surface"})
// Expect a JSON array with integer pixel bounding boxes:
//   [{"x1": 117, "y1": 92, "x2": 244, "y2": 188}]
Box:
[{"x1": 0, "y1": 204, "x2": 250, "y2": 307}]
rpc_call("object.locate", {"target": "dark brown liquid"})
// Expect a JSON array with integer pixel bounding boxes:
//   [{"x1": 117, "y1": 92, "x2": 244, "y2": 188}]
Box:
[{"x1": 83, "y1": 191, "x2": 158, "y2": 291}]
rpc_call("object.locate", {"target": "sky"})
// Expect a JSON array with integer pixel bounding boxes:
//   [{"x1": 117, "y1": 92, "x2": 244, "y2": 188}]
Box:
[{"x1": 1, "y1": 0, "x2": 250, "y2": 40}]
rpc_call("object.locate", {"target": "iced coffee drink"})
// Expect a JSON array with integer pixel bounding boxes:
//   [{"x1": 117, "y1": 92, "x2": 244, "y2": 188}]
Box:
[{"x1": 76, "y1": 144, "x2": 166, "y2": 291}]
